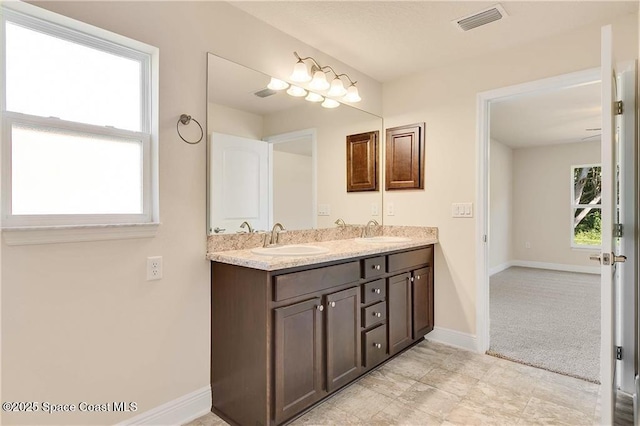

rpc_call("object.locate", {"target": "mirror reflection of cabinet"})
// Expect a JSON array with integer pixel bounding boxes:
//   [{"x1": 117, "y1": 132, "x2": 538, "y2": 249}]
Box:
[
  {"x1": 207, "y1": 53, "x2": 384, "y2": 235},
  {"x1": 346, "y1": 131, "x2": 379, "y2": 192}
]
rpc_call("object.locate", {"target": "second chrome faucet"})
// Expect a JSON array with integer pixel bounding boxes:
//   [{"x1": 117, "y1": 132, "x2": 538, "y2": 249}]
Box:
[{"x1": 264, "y1": 223, "x2": 286, "y2": 247}]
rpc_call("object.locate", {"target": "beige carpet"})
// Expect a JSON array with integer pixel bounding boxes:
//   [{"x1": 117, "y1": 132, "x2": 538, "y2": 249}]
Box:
[{"x1": 488, "y1": 266, "x2": 600, "y2": 383}]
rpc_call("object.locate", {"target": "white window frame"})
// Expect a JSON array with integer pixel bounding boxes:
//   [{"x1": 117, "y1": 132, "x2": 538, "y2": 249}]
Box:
[
  {"x1": 0, "y1": 3, "x2": 159, "y2": 244},
  {"x1": 570, "y1": 163, "x2": 602, "y2": 249}
]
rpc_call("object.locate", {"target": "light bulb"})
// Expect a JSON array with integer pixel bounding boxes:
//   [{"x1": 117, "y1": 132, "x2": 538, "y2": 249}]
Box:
[
  {"x1": 309, "y1": 70, "x2": 330, "y2": 91},
  {"x1": 286, "y1": 85, "x2": 307, "y2": 97},
  {"x1": 343, "y1": 84, "x2": 361, "y2": 102},
  {"x1": 305, "y1": 92, "x2": 324, "y2": 102},
  {"x1": 321, "y1": 98, "x2": 340, "y2": 109},
  {"x1": 290, "y1": 60, "x2": 311, "y2": 82},
  {"x1": 327, "y1": 77, "x2": 347, "y2": 97},
  {"x1": 267, "y1": 77, "x2": 289, "y2": 91}
]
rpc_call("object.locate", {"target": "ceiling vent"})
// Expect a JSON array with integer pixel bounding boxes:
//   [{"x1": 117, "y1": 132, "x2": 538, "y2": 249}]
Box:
[
  {"x1": 452, "y1": 4, "x2": 508, "y2": 32},
  {"x1": 254, "y1": 88, "x2": 277, "y2": 98}
]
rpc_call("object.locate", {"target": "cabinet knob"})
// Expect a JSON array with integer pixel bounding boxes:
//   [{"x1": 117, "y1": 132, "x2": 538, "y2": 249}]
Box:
[
  {"x1": 416, "y1": 275, "x2": 421, "y2": 280},
  {"x1": 316, "y1": 305, "x2": 324, "y2": 312},
  {"x1": 330, "y1": 301, "x2": 336, "y2": 308},
  {"x1": 372, "y1": 264, "x2": 381, "y2": 270},
  {"x1": 373, "y1": 312, "x2": 381, "y2": 318},
  {"x1": 373, "y1": 343, "x2": 382, "y2": 349},
  {"x1": 410, "y1": 277, "x2": 414, "y2": 282},
  {"x1": 373, "y1": 288, "x2": 381, "y2": 294}
]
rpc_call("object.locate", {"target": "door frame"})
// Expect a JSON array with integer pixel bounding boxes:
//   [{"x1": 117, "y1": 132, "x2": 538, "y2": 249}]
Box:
[{"x1": 475, "y1": 68, "x2": 601, "y2": 352}]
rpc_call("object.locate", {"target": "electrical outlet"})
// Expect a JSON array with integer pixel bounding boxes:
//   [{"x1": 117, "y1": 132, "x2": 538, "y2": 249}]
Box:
[
  {"x1": 317, "y1": 204, "x2": 331, "y2": 216},
  {"x1": 147, "y1": 256, "x2": 163, "y2": 281},
  {"x1": 387, "y1": 202, "x2": 395, "y2": 216},
  {"x1": 371, "y1": 203, "x2": 379, "y2": 216}
]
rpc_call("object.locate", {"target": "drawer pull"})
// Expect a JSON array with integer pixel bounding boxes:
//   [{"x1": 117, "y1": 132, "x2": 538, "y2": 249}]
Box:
[
  {"x1": 373, "y1": 312, "x2": 382, "y2": 318},
  {"x1": 316, "y1": 305, "x2": 324, "y2": 312},
  {"x1": 373, "y1": 288, "x2": 381, "y2": 294},
  {"x1": 373, "y1": 343, "x2": 382, "y2": 349},
  {"x1": 330, "y1": 301, "x2": 336, "y2": 308},
  {"x1": 371, "y1": 264, "x2": 381, "y2": 270}
]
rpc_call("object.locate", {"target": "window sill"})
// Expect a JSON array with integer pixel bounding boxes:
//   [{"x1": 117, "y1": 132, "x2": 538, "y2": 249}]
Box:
[
  {"x1": 1, "y1": 223, "x2": 159, "y2": 246},
  {"x1": 571, "y1": 245, "x2": 602, "y2": 251}
]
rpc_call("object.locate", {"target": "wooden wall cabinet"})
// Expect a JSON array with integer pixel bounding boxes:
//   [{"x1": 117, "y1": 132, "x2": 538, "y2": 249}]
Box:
[
  {"x1": 211, "y1": 244, "x2": 434, "y2": 426},
  {"x1": 346, "y1": 131, "x2": 379, "y2": 192},
  {"x1": 385, "y1": 123, "x2": 425, "y2": 190}
]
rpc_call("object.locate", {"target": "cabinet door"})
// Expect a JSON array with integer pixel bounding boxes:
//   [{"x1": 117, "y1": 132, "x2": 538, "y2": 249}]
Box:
[
  {"x1": 326, "y1": 287, "x2": 361, "y2": 392},
  {"x1": 385, "y1": 123, "x2": 425, "y2": 190},
  {"x1": 346, "y1": 131, "x2": 379, "y2": 192},
  {"x1": 412, "y1": 266, "x2": 433, "y2": 339},
  {"x1": 274, "y1": 298, "x2": 323, "y2": 424},
  {"x1": 388, "y1": 273, "x2": 412, "y2": 355}
]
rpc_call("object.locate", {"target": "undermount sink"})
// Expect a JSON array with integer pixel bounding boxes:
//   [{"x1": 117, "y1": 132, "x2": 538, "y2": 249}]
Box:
[
  {"x1": 355, "y1": 236, "x2": 411, "y2": 244},
  {"x1": 251, "y1": 244, "x2": 330, "y2": 257}
]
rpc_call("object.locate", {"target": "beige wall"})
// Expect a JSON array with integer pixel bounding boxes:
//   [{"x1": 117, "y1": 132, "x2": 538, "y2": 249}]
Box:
[
  {"x1": 208, "y1": 102, "x2": 263, "y2": 140},
  {"x1": 1, "y1": 2, "x2": 381, "y2": 425},
  {"x1": 264, "y1": 105, "x2": 383, "y2": 227},
  {"x1": 382, "y1": 13, "x2": 638, "y2": 335},
  {"x1": 489, "y1": 139, "x2": 513, "y2": 270},
  {"x1": 273, "y1": 151, "x2": 314, "y2": 229},
  {"x1": 512, "y1": 141, "x2": 601, "y2": 266}
]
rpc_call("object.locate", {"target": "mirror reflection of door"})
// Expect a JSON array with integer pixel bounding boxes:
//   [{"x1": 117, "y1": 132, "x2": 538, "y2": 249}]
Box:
[{"x1": 210, "y1": 132, "x2": 269, "y2": 234}]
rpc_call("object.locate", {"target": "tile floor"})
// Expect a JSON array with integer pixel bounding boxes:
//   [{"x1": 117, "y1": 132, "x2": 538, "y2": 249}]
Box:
[{"x1": 186, "y1": 339, "x2": 602, "y2": 425}]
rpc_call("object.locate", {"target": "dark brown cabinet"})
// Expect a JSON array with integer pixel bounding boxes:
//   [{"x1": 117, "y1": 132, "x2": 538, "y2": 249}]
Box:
[
  {"x1": 412, "y1": 266, "x2": 434, "y2": 339},
  {"x1": 385, "y1": 123, "x2": 425, "y2": 190},
  {"x1": 326, "y1": 287, "x2": 361, "y2": 391},
  {"x1": 274, "y1": 298, "x2": 323, "y2": 424},
  {"x1": 388, "y1": 272, "x2": 413, "y2": 355},
  {"x1": 211, "y1": 244, "x2": 434, "y2": 426},
  {"x1": 346, "y1": 131, "x2": 379, "y2": 192}
]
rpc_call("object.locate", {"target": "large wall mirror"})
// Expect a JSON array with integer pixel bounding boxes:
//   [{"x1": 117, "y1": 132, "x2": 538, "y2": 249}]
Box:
[{"x1": 207, "y1": 53, "x2": 383, "y2": 235}]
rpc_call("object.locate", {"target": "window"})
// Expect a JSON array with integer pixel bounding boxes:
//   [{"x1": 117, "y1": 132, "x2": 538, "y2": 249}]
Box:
[
  {"x1": 571, "y1": 164, "x2": 602, "y2": 247},
  {"x1": 1, "y1": 5, "x2": 158, "y2": 234}
]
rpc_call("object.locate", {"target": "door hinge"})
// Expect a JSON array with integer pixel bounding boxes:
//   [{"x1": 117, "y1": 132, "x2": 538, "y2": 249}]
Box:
[
  {"x1": 483, "y1": 235, "x2": 487, "y2": 243},
  {"x1": 615, "y1": 101, "x2": 623, "y2": 115},
  {"x1": 616, "y1": 346, "x2": 623, "y2": 360},
  {"x1": 613, "y1": 223, "x2": 623, "y2": 238}
]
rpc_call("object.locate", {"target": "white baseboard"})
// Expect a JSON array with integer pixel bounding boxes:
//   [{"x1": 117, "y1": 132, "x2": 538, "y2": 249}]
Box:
[
  {"x1": 489, "y1": 261, "x2": 514, "y2": 276},
  {"x1": 425, "y1": 326, "x2": 478, "y2": 353},
  {"x1": 117, "y1": 385, "x2": 211, "y2": 426},
  {"x1": 511, "y1": 260, "x2": 600, "y2": 275}
]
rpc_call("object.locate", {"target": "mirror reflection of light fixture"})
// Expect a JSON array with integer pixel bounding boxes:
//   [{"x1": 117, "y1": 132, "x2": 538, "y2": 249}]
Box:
[
  {"x1": 290, "y1": 52, "x2": 361, "y2": 103},
  {"x1": 287, "y1": 85, "x2": 307, "y2": 97},
  {"x1": 305, "y1": 92, "x2": 324, "y2": 102},
  {"x1": 321, "y1": 98, "x2": 340, "y2": 109},
  {"x1": 267, "y1": 77, "x2": 289, "y2": 91}
]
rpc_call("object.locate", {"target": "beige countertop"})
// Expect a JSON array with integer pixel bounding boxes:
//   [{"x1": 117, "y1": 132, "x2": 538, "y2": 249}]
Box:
[{"x1": 207, "y1": 235, "x2": 438, "y2": 271}]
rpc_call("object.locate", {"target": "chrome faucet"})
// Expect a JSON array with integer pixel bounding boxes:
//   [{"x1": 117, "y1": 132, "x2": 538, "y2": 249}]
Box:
[
  {"x1": 334, "y1": 218, "x2": 346, "y2": 228},
  {"x1": 239, "y1": 221, "x2": 254, "y2": 233},
  {"x1": 362, "y1": 219, "x2": 380, "y2": 238},
  {"x1": 266, "y1": 223, "x2": 286, "y2": 247}
]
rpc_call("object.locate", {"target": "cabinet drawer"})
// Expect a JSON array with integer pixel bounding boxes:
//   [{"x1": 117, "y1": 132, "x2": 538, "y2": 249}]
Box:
[
  {"x1": 362, "y1": 256, "x2": 386, "y2": 279},
  {"x1": 273, "y1": 261, "x2": 360, "y2": 301},
  {"x1": 388, "y1": 246, "x2": 432, "y2": 273},
  {"x1": 363, "y1": 324, "x2": 387, "y2": 368},
  {"x1": 362, "y1": 301, "x2": 386, "y2": 328},
  {"x1": 362, "y1": 279, "x2": 386, "y2": 304}
]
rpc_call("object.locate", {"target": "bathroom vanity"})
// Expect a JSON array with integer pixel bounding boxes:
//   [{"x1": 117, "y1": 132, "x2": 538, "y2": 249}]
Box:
[{"x1": 208, "y1": 237, "x2": 436, "y2": 425}]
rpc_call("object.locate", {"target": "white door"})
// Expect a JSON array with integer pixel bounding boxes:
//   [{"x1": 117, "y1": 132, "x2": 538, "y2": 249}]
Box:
[
  {"x1": 210, "y1": 132, "x2": 269, "y2": 234},
  {"x1": 599, "y1": 24, "x2": 626, "y2": 424}
]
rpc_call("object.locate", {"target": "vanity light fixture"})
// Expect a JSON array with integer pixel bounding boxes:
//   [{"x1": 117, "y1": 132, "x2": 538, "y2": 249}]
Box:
[
  {"x1": 267, "y1": 77, "x2": 289, "y2": 91},
  {"x1": 286, "y1": 85, "x2": 307, "y2": 97},
  {"x1": 290, "y1": 51, "x2": 361, "y2": 103},
  {"x1": 305, "y1": 92, "x2": 324, "y2": 103}
]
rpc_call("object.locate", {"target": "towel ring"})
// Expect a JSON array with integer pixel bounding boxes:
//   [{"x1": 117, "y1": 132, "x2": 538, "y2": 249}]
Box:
[{"x1": 177, "y1": 114, "x2": 203, "y2": 144}]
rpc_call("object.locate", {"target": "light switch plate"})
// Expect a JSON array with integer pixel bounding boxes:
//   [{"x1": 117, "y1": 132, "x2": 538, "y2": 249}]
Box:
[{"x1": 452, "y1": 202, "x2": 473, "y2": 218}]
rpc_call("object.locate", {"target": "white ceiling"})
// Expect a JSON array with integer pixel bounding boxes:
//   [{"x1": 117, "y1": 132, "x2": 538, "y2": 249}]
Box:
[
  {"x1": 229, "y1": 1, "x2": 637, "y2": 83},
  {"x1": 490, "y1": 82, "x2": 601, "y2": 148},
  {"x1": 225, "y1": 1, "x2": 635, "y2": 148}
]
